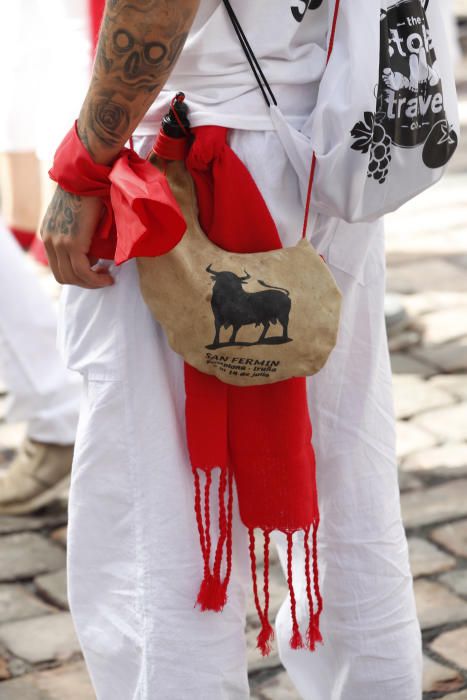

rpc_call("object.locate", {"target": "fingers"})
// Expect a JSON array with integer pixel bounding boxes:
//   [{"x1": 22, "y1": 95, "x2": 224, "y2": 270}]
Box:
[
  {"x1": 44, "y1": 237, "x2": 114, "y2": 289},
  {"x1": 43, "y1": 239, "x2": 64, "y2": 284},
  {"x1": 70, "y1": 252, "x2": 114, "y2": 288},
  {"x1": 56, "y1": 245, "x2": 88, "y2": 287}
]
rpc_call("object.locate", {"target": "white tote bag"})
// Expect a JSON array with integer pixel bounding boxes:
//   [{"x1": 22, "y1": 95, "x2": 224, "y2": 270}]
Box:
[{"x1": 302, "y1": 0, "x2": 459, "y2": 223}]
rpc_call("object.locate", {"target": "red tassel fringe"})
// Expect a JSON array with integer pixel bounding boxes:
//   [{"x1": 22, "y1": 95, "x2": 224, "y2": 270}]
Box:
[
  {"x1": 194, "y1": 466, "x2": 233, "y2": 612},
  {"x1": 286, "y1": 532, "x2": 304, "y2": 649},
  {"x1": 193, "y1": 468, "x2": 323, "y2": 654}
]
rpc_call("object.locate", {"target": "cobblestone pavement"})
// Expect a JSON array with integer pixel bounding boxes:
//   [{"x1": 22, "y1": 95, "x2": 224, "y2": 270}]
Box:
[{"x1": 1, "y1": 40, "x2": 467, "y2": 700}]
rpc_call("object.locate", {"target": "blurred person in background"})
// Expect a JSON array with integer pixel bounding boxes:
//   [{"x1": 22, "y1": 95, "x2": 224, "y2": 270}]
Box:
[{"x1": 0, "y1": 1, "x2": 92, "y2": 514}]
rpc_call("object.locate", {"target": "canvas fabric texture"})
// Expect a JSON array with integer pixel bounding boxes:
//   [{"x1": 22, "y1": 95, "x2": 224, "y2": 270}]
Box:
[{"x1": 137, "y1": 145, "x2": 341, "y2": 387}]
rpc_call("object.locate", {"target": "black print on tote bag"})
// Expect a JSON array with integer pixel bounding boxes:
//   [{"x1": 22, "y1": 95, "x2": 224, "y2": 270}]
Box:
[
  {"x1": 350, "y1": 0, "x2": 458, "y2": 183},
  {"x1": 206, "y1": 265, "x2": 293, "y2": 349},
  {"x1": 291, "y1": 0, "x2": 324, "y2": 23}
]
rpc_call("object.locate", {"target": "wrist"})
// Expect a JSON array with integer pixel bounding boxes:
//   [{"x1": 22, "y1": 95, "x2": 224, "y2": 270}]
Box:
[{"x1": 76, "y1": 115, "x2": 123, "y2": 167}]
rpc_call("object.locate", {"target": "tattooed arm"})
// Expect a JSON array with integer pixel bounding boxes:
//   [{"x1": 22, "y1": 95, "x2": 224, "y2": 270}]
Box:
[
  {"x1": 41, "y1": 0, "x2": 200, "y2": 288},
  {"x1": 79, "y1": 0, "x2": 199, "y2": 164}
]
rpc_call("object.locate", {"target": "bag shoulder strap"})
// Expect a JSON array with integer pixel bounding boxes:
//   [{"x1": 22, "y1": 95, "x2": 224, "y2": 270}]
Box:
[
  {"x1": 222, "y1": 0, "x2": 277, "y2": 108},
  {"x1": 222, "y1": 0, "x2": 342, "y2": 242}
]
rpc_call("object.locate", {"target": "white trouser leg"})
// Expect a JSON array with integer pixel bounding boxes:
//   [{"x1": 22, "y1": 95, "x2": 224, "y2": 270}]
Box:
[
  {"x1": 227, "y1": 133, "x2": 422, "y2": 699},
  {"x1": 0, "y1": 221, "x2": 80, "y2": 444},
  {"x1": 64, "y1": 261, "x2": 251, "y2": 700},
  {"x1": 274, "y1": 225, "x2": 423, "y2": 700}
]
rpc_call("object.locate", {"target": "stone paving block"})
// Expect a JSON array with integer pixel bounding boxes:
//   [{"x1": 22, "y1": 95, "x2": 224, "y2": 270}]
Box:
[
  {"x1": 251, "y1": 669, "x2": 300, "y2": 699},
  {"x1": 34, "y1": 661, "x2": 95, "y2": 700},
  {"x1": 387, "y1": 226, "x2": 467, "y2": 258},
  {"x1": 388, "y1": 329, "x2": 422, "y2": 354},
  {"x1": 440, "y1": 570, "x2": 467, "y2": 598},
  {"x1": 398, "y1": 470, "x2": 423, "y2": 492},
  {"x1": 247, "y1": 625, "x2": 280, "y2": 675},
  {"x1": 414, "y1": 579, "x2": 467, "y2": 630},
  {"x1": 0, "y1": 423, "x2": 26, "y2": 451},
  {"x1": 0, "y1": 655, "x2": 11, "y2": 680},
  {"x1": 50, "y1": 526, "x2": 67, "y2": 547},
  {"x1": 0, "y1": 584, "x2": 55, "y2": 623},
  {"x1": 390, "y1": 353, "x2": 436, "y2": 377},
  {"x1": 8, "y1": 659, "x2": 29, "y2": 679},
  {"x1": 408, "y1": 538, "x2": 456, "y2": 578},
  {"x1": 431, "y1": 626, "x2": 467, "y2": 671},
  {"x1": 34, "y1": 510, "x2": 68, "y2": 530},
  {"x1": 431, "y1": 519, "x2": 467, "y2": 558},
  {"x1": 0, "y1": 515, "x2": 54, "y2": 536},
  {"x1": 413, "y1": 404, "x2": 467, "y2": 442},
  {"x1": 0, "y1": 448, "x2": 16, "y2": 469},
  {"x1": 423, "y1": 654, "x2": 464, "y2": 693},
  {"x1": 0, "y1": 516, "x2": 48, "y2": 536},
  {"x1": 0, "y1": 676, "x2": 43, "y2": 700},
  {"x1": 396, "y1": 421, "x2": 438, "y2": 460},
  {"x1": 392, "y1": 375, "x2": 453, "y2": 420},
  {"x1": 403, "y1": 292, "x2": 467, "y2": 318},
  {"x1": 421, "y1": 308, "x2": 467, "y2": 345},
  {"x1": 401, "y1": 479, "x2": 467, "y2": 528},
  {"x1": 0, "y1": 395, "x2": 7, "y2": 422},
  {"x1": 0, "y1": 611, "x2": 81, "y2": 663},
  {"x1": 386, "y1": 260, "x2": 467, "y2": 295},
  {"x1": 0, "y1": 533, "x2": 66, "y2": 582},
  {"x1": 411, "y1": 337, "x2": 467, "y2": 373},
  {"x1": 437, "y1": 691, "x2": 467, "y2": 700},
  {"x1": 0, "y1": 511, "x2": 68, "y2": 537},
  {"x1": 402, "y1": 443, "x2": 467, "y2": 475},
  {"x1": 429, "y1": 374, "x2": 467, "y2": 401},
  {"x1": 35, "y1": 569, "x2": 68, "y2": 610}
]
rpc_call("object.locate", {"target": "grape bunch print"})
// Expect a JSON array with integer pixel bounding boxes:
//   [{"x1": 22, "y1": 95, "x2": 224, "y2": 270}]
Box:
[{"x1": 350, "y1": 112, "x2": 392, "y2": 184}]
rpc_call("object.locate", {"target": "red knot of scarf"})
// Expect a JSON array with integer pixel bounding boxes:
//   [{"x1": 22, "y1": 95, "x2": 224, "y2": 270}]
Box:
[{"x1": 48, "y1": 122, "x2": 186, "y2": 264}]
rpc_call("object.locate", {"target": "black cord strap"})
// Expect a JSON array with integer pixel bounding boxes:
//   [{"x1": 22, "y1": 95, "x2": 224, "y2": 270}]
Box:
[{"x1": 222, "y1": 0, "x2": 278, "y2": 108}]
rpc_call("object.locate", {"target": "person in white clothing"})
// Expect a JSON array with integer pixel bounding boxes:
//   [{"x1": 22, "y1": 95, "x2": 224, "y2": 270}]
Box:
[
  {"x1": 41, "y1": 1, "x2": 425, "y2": 698},
  {"x1": 0, "y1": 221, "x2": 80, "y2": 514},
  {"x1": 0, "y1": 0, "x2": 90, "y2": 513}
]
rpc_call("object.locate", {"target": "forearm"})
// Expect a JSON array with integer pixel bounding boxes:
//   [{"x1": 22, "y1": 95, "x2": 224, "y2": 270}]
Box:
[{"x1": 78, "y1": 0, "x2": 200, "y2": 164}]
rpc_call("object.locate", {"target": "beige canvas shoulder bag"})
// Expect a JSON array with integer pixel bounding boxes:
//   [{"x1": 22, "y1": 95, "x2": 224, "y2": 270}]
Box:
[{"x1": 136, "y1": 1, "x2": 342, "y2": 387}]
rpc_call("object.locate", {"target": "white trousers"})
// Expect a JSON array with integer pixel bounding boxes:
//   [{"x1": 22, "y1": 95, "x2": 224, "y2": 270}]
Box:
[
  {"x1": 61, "y1": 131, "x2": 422, "y2": 700},
  {"x1": 0, "y1": 221, "x2": 80, "y2": 444}
]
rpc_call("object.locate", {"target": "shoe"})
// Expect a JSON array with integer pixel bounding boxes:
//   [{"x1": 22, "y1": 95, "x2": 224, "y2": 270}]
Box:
[{"x1": 0, "y1": 438, "x2": 73, "y2": 515}]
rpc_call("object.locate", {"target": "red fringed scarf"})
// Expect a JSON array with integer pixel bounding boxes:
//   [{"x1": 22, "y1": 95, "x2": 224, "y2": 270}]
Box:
[
  {"x1": 185, "y1": 128, "x2": 322, "y2": 652},
  {"x1": 49, "y1": 124, "x2": 323, "y2": 655}
]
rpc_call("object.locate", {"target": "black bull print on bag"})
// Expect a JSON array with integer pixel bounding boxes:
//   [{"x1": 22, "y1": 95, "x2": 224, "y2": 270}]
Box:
[{"x1": 205, "y1": 265, "x2": 293, "y2": 349}]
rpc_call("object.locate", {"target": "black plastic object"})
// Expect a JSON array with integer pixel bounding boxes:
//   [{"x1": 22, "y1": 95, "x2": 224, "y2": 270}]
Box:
[{"x1": 161, "y1": 92, "x2": 191, "y2": 138}]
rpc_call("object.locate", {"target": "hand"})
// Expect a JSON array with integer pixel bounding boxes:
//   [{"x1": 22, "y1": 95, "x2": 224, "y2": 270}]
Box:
[{"x1": 40, "y1": 185, "x2": 114, "y2": 289}]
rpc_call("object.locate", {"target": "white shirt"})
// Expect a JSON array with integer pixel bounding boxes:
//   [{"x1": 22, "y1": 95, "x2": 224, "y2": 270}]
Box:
[{"x1": 136, "y1": 0, "x2": 329, "y2": 135}]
